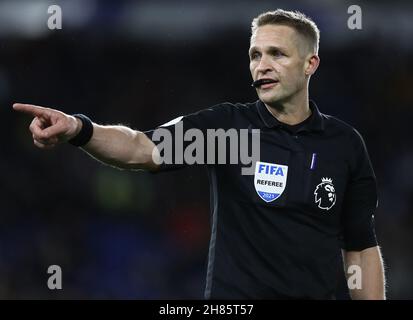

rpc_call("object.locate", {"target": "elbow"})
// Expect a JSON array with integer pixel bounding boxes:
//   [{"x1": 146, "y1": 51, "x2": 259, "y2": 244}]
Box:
[{"x1": 124, "y1": 132, "x2": 160, "y2": 171}]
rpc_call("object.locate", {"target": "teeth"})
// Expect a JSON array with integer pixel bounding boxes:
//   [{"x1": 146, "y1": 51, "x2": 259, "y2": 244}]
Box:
[{"x1": 260, "y1": 79, "x2": 276, "y2": 84}]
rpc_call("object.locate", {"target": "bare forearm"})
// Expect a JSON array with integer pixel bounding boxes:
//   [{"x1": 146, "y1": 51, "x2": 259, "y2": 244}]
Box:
[
  {"x1": 13, "y1": 103, "x2": 159, "y2": 170},
  {"x1": 81, "y1": 123, "x2": 158, "y2": 171},
  {"x1": 343, "y1": 246, "x2": 386, "y2": 300}
]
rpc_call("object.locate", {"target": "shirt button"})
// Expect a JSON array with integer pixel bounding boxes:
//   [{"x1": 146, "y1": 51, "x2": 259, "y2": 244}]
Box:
[{"x1": 294, "y1": 135, "x2": 298, "y2": 139}]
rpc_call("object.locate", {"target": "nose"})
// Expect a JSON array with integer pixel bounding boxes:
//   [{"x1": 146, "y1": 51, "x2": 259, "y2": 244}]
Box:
[{"x1": 256, "y1": 55, "x2": 273, "y2": 75}]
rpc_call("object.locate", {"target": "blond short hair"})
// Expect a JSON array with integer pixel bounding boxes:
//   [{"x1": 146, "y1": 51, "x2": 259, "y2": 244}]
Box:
[{"x1": 251, "y1": 9, "x2": 320, "y2": 55}]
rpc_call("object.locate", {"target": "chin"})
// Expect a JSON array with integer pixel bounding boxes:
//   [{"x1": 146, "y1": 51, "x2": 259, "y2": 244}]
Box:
[{"x1": 258, "y1": 93, "x2": 281, "y2": 105}]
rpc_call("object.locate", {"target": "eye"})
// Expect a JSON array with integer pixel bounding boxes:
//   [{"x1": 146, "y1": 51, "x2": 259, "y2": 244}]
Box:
[
  {"x1": 271, "y1": 50, "x2": 284, "y2": 58},
  {"x1": 250, "y1": 51, "x2": 260, "y2": 60}
]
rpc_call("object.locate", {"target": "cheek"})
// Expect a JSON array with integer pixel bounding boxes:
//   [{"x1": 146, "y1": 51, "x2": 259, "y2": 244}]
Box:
[
  {"x1": 249, "y1": 62, "x2": 256, "y2": 75},
  {"x1": 284, "y1": 63, "x2": 304, "y2": 81},
  {"x1": 295, "y1": 60, "x2": 307, "y2": 75},
  {"x1": 275, "y1": 61, "x2": 292, "y2": 78}
]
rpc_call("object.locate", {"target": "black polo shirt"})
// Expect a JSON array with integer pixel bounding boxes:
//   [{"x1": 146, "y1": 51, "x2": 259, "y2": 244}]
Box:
[{"x1": 145, "y1": 100, "x2": 378, "y2": 299}]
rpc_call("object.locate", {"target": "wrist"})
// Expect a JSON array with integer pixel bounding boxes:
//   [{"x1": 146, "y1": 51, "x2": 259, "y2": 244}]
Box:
[
  {"x1": 68, "y1": 114, "x2": 94, "y2": 147},
  {"x1": 73, "y1": 117, "x2": 83, "y2": 137}
]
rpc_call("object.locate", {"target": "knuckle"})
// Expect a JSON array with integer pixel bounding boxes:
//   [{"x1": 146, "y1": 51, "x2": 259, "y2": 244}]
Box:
[
  {"x1": 34, "y1": 136, "x2": 46, "y2": 144},
  {"x1": 29, "y1": 122, "x2": 36, "y2": 131}
]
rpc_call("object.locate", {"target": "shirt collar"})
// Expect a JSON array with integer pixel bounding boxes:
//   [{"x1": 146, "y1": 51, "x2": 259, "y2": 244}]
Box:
[{"x1": 256, "y1": 99, "x2": 325, "y2": 133}]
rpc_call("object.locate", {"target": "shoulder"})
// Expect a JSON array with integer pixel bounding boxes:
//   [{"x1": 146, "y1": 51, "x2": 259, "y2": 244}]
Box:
[
  {"x1": 204, "y1": 101, "x2": 257, "y2": 114},
  {"x1": 211, "y1": 101, "x2": 259, "y2": 121},
  {"x1": 194, "y1": 101, "x2": 258, "y2": 125},
  {"x1": 321, "y1": 112, "x2": 368, "y2": 151},
  {"x1": 180, "y1": 101, "x2": 257, "y2": 129}
]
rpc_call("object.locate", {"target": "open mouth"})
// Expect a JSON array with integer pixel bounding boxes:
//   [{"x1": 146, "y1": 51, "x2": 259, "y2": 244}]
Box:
[{"x1": 255, "y1": 78, "x2": 279, "y2": 89}]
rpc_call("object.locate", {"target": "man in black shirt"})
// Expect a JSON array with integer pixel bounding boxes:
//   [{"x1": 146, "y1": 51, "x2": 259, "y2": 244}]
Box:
[{"x1": 14, "y1": 9, "x2": 385, "y2": 299}]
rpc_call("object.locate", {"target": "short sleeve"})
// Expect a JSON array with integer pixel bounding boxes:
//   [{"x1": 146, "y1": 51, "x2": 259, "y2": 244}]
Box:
[
  {"x1": 144, "y1": 103, "x2": 232, "y2": 172},
  {"x1": 340, "y1": 129, "x2": 378, "y2": 251}
]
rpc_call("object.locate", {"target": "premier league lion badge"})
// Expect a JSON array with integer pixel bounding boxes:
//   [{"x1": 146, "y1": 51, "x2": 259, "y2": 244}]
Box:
[{"x1": 314, "y1": 177, "x2": 336, "y2": 210}]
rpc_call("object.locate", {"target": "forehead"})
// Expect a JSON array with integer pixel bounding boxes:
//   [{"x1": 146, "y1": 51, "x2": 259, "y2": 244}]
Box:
[{"x1": 250, "y1": 24, "x2": 299, "y2": 50}]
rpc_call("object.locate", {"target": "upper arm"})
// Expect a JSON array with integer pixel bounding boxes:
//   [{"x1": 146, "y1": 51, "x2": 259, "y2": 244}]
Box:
[
  {"x1": 341, "y1": 129, "x2": 378, "y2": 251},
  {"x1": 143, "y1": 103, "x2": 232, "y2": 172}
]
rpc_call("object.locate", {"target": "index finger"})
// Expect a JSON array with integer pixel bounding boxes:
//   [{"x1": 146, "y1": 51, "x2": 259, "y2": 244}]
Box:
[{"x1": 13, "y1": 103, "x2": 49, "y2": 118}]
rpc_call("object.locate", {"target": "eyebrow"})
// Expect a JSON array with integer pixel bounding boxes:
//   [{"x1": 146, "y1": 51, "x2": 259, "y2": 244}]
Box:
[{"x1": 249, "y1": 45, "x2": 287, "y2": 55}]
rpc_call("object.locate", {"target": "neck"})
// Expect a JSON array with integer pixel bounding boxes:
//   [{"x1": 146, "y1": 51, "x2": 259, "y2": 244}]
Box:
[{"x1": 265, "y1": 91, "x2": 312, "y2": 126}]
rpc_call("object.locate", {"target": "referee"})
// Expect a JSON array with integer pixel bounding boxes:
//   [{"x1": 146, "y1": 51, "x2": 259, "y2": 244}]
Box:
[{"x1": 14, "y1": 9, "x2": 385, "y2": 299}]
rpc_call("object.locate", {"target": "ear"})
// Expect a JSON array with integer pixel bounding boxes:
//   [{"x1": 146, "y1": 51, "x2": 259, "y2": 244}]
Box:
[{"x1": 304, "y1": 54, "x2": 320, "y2": 76}]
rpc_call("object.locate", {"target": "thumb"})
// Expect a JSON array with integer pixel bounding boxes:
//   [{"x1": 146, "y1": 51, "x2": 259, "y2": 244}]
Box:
[{"x1": 41, "y1": 122, "x2": 65, "y2": 139}]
